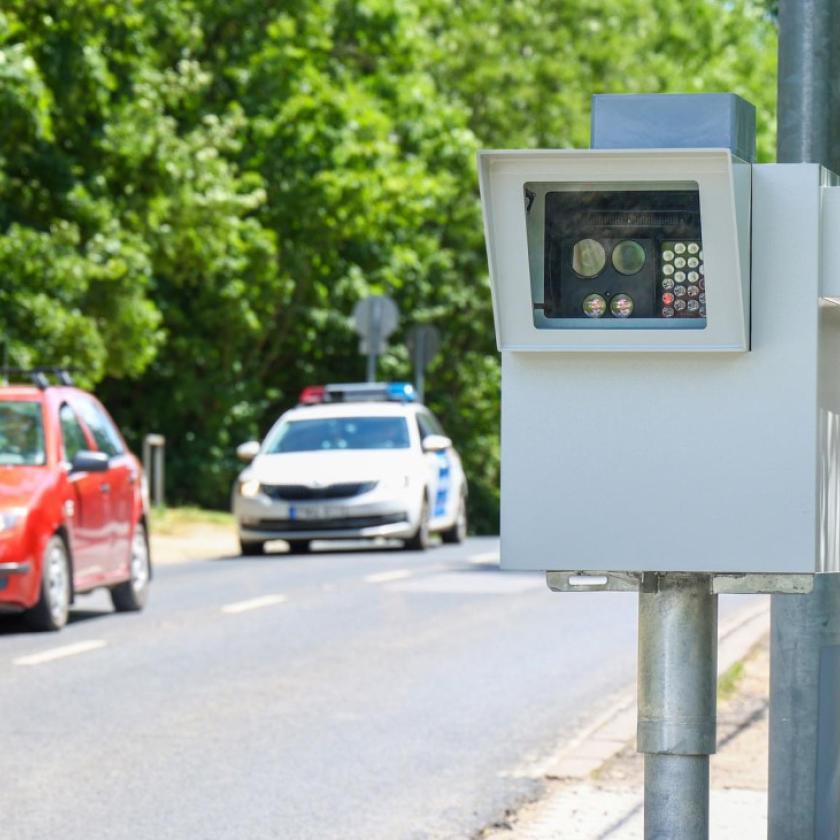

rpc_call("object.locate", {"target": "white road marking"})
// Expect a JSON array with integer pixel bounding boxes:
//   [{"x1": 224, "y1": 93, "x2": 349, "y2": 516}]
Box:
[
  {"x1": 364, "y1": 569, "x2": 413, "y2": 584},
  {"x1": 221, "y1": 594, "x2": 288, "y2": 614},
  {"x1": 468, "y1": 551, "x2": 500, "y2": 565},
  {"x1": 14, "y1": 639, "x2": 107, "y2": 666}
]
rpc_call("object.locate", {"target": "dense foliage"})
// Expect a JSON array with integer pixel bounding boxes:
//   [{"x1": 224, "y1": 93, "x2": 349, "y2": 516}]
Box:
[{"x1": 0, "y1": 0, "x2": 777, "y2": 531}]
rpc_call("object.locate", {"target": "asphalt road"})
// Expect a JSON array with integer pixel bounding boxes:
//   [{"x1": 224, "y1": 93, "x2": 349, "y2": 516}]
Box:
[{"x1": 0, "y1": 538, "x2": 756, "y2": 840}]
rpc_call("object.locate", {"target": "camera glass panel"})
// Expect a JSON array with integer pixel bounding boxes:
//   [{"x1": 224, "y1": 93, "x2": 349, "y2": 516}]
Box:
[{"x1": 525, "y1": 184, "x2": 705, "y2": 329}]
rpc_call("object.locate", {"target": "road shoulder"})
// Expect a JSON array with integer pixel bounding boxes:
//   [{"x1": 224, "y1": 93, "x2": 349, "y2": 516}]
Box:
[
  {"x1": 150, "y1": 523, "x2": 238, "y2": 565},
  {"x1": 480, "y1": 602, "x2": 770, "y2": 839}
]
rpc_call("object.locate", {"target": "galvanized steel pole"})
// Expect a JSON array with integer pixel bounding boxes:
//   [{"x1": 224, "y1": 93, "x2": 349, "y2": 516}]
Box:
[
  {"x1": 770, "y1": 2, "x2": 840, "y2": 837},
  {"x1": 638, "y1": 573, "x2": 718, "y2": 840},
  {"x1": 776, "y1": 0, "x2": 840, "y2": 168}
]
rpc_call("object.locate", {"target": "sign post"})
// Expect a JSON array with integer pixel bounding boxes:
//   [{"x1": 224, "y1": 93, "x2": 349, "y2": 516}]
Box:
[
  {"x1": 142, "y1": 433, "x2": 165, "y2": 508},
  {"x1": 353, "y1": 295, "x2": 399, "y2": 382},
  {"x1": 406, "y1": 324, "x2": 440, "y2": 403}
]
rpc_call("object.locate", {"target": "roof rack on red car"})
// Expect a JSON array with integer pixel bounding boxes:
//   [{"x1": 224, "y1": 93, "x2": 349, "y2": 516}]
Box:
[{"x1": 0, "y1": 367, "x2": 75, "y2": 389}]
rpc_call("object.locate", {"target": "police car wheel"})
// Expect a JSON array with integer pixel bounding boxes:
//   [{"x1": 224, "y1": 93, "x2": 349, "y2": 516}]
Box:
[
  {"x1": 240, "y1": 540, "x2": 265, "y2": 556},
  {"x1": 441, "y1": 496, "x2": 467, "y2": 544},
  {"x1": 404, "y1": 498, "x2": 431, "y2": 551}
]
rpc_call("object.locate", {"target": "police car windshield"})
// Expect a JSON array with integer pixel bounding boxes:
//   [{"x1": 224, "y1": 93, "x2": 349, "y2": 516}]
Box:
[
  {"x1": 265, "y1": 416, "x2": 410, "y2": 453},
  {"x1": 0, "y1": 401, "x2": 46, "y2": 466}
]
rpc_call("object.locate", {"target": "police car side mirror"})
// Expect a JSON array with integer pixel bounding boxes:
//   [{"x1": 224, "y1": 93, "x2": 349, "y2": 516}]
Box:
[
  {"x1": 422, "y1": 434, "x2": 452, "y2": 453},
  {"x1": 236, "y1": 441, "x2": 261, "y2": 463},
  {"x1": 70, "y1": 450, "x2": 109, "y2": 473}
]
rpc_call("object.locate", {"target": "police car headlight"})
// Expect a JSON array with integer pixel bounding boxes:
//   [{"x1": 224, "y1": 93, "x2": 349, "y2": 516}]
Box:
[
  {"x1": 0, "y1": 508, "x2": 26, "y2": 534},
  {"x1": 238, "y1": 479, "x2": 262, "y2": 499}
]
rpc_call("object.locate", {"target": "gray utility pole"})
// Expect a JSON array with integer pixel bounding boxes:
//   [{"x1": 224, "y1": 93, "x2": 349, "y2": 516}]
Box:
[
  {"x1": 405, "y1": 324, "x2": 440, "y2": 403},
  {"x1": 770, "y1": 3, "x2": 840, "y2": 836}
]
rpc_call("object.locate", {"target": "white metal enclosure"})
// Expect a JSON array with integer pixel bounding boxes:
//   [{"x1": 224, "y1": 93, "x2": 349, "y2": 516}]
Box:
[{"x1": 483, "y1": 162, "x2": 840, "y2": 573}]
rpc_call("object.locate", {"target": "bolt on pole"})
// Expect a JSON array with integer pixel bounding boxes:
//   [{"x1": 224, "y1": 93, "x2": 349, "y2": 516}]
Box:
[
  {"x1": 638, "y1": 573, "x2": 718, "y2": 839},
  {"x1": 769, "y1": 1, "x2": 840, "y2": 837}
]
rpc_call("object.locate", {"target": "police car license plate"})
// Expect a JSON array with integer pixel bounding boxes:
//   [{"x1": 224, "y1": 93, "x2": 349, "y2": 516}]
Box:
[{"x1": 292, "y1": 505, "x2": 341, "y2": 521}]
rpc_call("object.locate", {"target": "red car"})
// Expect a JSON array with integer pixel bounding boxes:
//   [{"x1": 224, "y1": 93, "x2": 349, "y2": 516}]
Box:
[{"x1": 0, "y1": 370, "x2": 151, "y2": 630}]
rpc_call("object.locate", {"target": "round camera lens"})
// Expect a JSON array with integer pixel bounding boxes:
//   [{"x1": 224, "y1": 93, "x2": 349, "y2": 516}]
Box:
[
  {"x1": 612, "y1": 241, "x2": 646, "y2": 275},
  {"x1": 582, "y1": 293, "x2": 607, "y2": 318},
  {"x1": 572, "y1": 239, "x2": 606, "y2": 278},
  {"x1": 610, "y1": 293, "x2": 635, "y2": 318}
]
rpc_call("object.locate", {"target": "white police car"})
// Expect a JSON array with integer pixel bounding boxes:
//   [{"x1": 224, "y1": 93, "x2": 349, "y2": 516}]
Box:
[{"x1": 232, "y1": 383, "x2": 467, "y2": 554}]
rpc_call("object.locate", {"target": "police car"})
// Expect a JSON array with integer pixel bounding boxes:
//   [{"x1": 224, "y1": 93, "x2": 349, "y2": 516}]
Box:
[{"x1": 232, "y1": 383, "x2": 467, "y2": 554}]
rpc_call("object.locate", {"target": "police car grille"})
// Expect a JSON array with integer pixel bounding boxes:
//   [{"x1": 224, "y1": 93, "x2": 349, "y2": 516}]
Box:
[
  {"x1": 255, "y1": 513, "x2": 405, "y2": 531},
  {"x1": 260, "y1": 482, "x2": 377, "y2": 501}
]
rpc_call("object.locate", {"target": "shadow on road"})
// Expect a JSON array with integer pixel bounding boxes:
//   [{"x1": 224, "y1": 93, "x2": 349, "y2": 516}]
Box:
[
  {"x1": 0, "y1": 607, "x2": 115, "y2": 636},
  {"x1": 212, "y1": 538, "x2": 417, "y2": 561}
]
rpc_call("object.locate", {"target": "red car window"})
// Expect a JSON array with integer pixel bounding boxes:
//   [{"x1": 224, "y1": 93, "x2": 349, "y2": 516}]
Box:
[
  {"x1": 0, "y1": 400, "x2": 46, "y2": 466},
  {"x1": 59, "y1": 403, "x2": 89, "y2": 462},
  {"x1": 74, "y1": 398, "x2": 124, "y2": 458}
]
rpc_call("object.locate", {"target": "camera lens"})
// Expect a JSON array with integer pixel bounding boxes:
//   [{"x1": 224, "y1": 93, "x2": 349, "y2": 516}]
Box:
[
  {"x1": 612, "y1": 241, "x2": 646, "y2": 275},
  {"x1": 572, "y1": 239, "x2": 606, "y2": 278},
  {"x1": 582, "y1": 293, "x2": 607, "y2": 318},
  {"x1": 610, "y1": 294, "x2": 634, "y2": 318}
]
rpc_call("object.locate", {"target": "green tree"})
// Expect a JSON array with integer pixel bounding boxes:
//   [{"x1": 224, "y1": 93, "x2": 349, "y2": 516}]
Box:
[{"x1": 0, "y1": 0, "x2": 778, "y2": 533}]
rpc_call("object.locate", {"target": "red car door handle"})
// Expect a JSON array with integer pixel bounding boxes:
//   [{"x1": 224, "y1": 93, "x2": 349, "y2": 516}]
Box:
[{"x1": 100, "y1": 482, "x2": 110, "y2": 494}]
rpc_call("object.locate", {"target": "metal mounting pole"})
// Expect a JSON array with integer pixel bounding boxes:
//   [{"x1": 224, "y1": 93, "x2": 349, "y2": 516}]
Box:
[
  {"x1": 638, "y1": 573, "x2": 717, "y2": 840},
  {"x1": 143, "y1": 433, "x2": 166, "y2": 508},
  {"x1": 776, "y1": 0, "x2": 840, "y2": 169},
  {"x1": 770, "y1": 2, "x2": 840, "y2": 837}
]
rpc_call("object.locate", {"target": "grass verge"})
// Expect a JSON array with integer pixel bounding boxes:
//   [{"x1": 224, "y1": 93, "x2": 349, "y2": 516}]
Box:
[
  {"x1": 149, "y1": 506, "x2": 234, "y2": 535},
  {"x1": 717, "y1": 659, "x2": 746, "y2": 703}
]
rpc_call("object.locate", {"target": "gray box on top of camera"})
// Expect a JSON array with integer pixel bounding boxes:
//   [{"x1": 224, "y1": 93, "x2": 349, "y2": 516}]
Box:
[{"x1": 591, "y1": 93, "x2": 757, "y2": 162}]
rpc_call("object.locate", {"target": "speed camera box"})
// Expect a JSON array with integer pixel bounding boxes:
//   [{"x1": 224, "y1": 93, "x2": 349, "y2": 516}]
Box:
[{"x1": 479, "y1": 154, "x2": 840, "y2": 574}]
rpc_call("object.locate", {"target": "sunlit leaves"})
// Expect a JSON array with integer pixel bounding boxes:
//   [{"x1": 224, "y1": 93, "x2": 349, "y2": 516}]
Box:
[{"x1": 0, "y1": 0, "x2": 778, "y2": 529}]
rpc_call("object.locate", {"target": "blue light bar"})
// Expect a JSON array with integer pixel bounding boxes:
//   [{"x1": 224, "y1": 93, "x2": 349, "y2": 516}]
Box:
[
  {"x1": 387, "y1": 382, "x2": 416, "y2": 402},
  {"x1": 314, "y1": 382, "x2": 417, "y2": 404}
]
